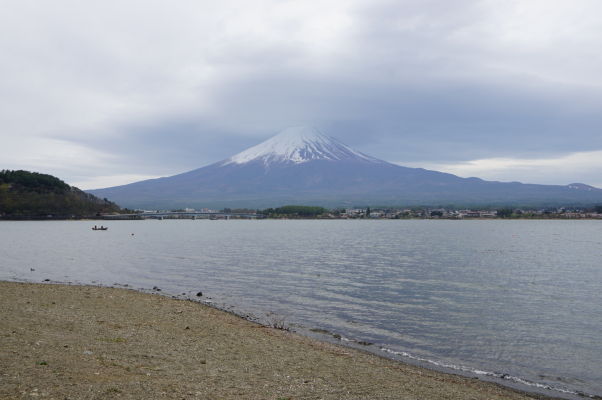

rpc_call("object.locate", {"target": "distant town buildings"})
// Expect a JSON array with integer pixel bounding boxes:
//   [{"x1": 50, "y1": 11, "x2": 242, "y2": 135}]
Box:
[{"x1": 336, "y1": 207, "x2": 601, "y2": 220}]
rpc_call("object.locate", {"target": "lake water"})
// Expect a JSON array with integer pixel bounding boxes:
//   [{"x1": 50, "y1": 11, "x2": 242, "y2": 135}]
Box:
[{"x1": 1, "y1": 220, "x2": 601, "y2": 398}]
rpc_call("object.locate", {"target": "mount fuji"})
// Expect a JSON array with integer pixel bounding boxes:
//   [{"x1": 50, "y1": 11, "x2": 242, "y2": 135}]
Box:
[{"x1": 88, "y1": 127, "x2": 602, "y2": 209}]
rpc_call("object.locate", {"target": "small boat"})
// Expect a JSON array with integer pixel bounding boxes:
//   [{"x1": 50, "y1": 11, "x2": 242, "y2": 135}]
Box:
[{"x1": 92, "y1": 226, "x2": 108, "y2": 231}]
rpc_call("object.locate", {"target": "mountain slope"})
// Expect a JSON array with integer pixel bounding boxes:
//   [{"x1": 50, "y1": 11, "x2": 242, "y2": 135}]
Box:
[
  {"x1": 0, "y1": 170, "x2": 122, "y2": 218},
  {"x1": 87, "y1": 127, "x2": 602, "y2": 209}
]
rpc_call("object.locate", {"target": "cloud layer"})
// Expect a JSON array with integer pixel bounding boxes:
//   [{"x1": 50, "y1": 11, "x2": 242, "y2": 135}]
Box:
[{"x1": 1, "y1": 0, "x2": 601, "y2": 189}]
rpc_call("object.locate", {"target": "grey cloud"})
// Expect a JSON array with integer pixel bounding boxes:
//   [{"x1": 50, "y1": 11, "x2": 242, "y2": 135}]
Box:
[
  {"x1": 1, "y1": 0, "x2": 602, "y2": 187},
  {"x1": 204, "y1": 66, "x2": 602, "y2": 162}
]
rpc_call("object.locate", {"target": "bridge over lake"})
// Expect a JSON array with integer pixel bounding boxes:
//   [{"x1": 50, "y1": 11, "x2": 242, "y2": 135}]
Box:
[{"x1": 102, "y1": 211, "x2": 262, "y2": 220}]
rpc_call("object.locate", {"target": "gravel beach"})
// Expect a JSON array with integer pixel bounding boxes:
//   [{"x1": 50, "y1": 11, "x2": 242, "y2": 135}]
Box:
[{"x1": 0, "y1": 281, "x2": 553, "y2": 400}]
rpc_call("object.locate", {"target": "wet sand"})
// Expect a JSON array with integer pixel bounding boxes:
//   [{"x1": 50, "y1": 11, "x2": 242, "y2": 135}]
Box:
[{"x1": 0, "y1": 281, "x2": 553, "y2": 399}]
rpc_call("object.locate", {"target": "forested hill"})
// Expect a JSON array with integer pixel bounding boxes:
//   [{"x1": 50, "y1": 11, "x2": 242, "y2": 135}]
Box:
[{"x1": 0, "y1": 170, "x2": 122, "y2": 218}]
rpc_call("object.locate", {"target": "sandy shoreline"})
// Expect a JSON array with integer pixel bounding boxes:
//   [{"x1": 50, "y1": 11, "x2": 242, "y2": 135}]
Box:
[{"x1": 1, "y1": 281, "x2": 558, "y2": 399}]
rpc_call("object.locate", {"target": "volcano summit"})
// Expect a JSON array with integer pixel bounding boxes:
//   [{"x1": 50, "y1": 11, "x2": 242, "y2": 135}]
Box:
[
  {"x1": 88, "y1": 127, "x2": 602, "y2": 209},
  {"x1": 222, "y1": 126, "x2": 382, "y2": 166}
]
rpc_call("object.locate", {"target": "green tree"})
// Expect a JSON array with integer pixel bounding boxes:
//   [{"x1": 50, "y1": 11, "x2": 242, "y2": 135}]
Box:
[
  {"x1": 0, "y1": 170, "x2": 122, "y2": 218},
  {"x1": 497, "y1": 208, "x2": 513, "y2": 218},
  {"x1": 259, "y1": 205, "x2": 326, "y2": 217}
]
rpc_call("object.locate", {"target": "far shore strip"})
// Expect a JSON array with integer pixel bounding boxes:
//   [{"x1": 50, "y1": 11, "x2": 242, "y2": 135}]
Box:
[{"x1": 0, "y1": 281, "x2": 556, "y2": 399}]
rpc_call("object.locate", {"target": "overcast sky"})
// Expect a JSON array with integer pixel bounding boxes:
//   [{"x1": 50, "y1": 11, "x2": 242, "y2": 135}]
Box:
[{"x1": 1, "y1": 0, "x2": 601, "y2": 189}]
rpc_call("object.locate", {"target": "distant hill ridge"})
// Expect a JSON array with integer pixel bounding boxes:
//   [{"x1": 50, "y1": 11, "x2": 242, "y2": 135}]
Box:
[
  {"x1": 87, "y1": 127, "x2": 602, "y2": 209},
  {"x1": 0, "y1": 170, "x2": 122, "y2": 218}
]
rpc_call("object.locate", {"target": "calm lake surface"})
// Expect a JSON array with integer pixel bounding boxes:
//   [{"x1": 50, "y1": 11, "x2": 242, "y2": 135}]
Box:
[{"x1": 1, "y1": 220, "x2": 601, "y2": 398}]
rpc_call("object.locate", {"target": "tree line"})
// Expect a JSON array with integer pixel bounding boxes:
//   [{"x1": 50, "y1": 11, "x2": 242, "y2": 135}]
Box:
[
  {"x1": 0, "y1": 170, "x2": 122, "y2": 218},
  {"x1": 259, "y1": 205, "x2": 327, "y2": 217}
]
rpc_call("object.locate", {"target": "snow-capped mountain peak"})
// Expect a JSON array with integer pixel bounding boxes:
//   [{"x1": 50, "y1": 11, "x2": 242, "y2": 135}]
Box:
[{"x1": 223, "y1": 126, "x2": 381, "y2": 166}]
